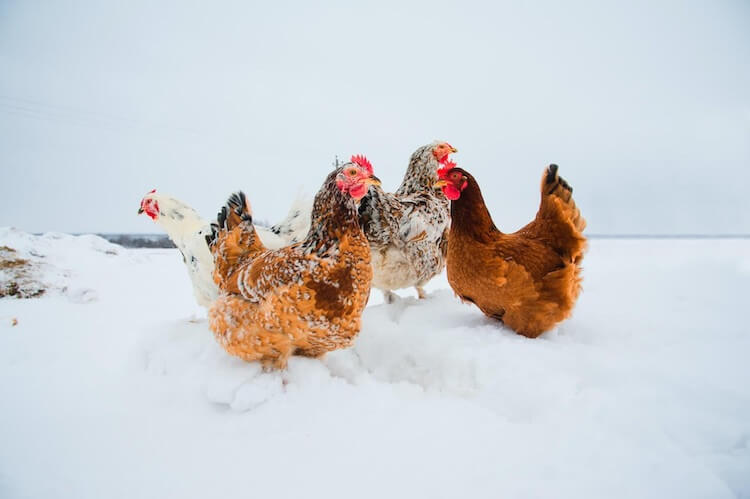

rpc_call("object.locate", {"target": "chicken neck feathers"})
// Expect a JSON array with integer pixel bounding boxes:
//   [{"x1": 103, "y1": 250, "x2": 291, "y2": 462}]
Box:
[{"x1": 357, "y1": 143, "x2": 450, "y2": 293}]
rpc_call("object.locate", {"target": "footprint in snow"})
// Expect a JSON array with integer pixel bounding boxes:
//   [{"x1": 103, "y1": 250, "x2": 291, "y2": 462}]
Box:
[
  {"x1": 203, "y1": 362, "x2": 284, "y2": 412},
  {"x1": 229, "y1": 374, "x2": 285, "y2": 412},
  {"x1": 66, "y1": 287, "x2": 98, "y2": 304}
]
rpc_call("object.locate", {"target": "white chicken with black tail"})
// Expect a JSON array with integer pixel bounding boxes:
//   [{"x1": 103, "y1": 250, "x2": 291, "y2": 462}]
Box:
[{"x1": 138, "y1": 190, "x2": 311, "y2": 309}]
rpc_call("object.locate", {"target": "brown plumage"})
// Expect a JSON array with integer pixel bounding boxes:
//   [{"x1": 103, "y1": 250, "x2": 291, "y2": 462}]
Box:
[
  {"x1": 437, "y1": 164, "x2": 586, "y2": 337},
  {"x1": 207, "y1": 161, "x2": 378, "y2": 368}
]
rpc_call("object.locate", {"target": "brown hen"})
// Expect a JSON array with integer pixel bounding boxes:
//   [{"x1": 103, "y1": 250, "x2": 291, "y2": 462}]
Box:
[
  {"x1": 436, "y1": 164, "x2": 586, "y2": 337},
  {"x1": 207, "y1": 158, "x2": 379, "y2": 368}
]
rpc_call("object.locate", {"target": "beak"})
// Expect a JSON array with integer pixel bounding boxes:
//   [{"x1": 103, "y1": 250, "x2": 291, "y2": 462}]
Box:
[
  {"x1": 137, "y1": 208, "x2": 144, "y2": 215},
  {"x1": 366, "y1": 176, "x2": 381, "y2": 187},
  {"x1": 450, "y1": 146, "x2": 458, "y2": 153},
  {"x1": 433, "y1": 180, "x2": 448, "y2": 188}
]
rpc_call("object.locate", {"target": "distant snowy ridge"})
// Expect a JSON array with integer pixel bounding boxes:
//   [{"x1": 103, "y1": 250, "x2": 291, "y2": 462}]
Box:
[
  {"x1": 97, "y1": 233, "x2": 175, "y2": 248},
  {"x1": 0, "y1": 227, "x2": 123, "y2": 302}
]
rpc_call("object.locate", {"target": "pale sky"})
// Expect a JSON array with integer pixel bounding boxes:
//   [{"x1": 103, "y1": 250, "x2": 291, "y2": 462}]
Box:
[{"x1": 1, "y1": 0, "x2": 748, "y2": 235}]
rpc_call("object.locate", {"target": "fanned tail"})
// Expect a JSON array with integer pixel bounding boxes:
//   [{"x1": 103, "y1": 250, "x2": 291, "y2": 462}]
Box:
[
  {"x1": 207, "y1": 191, "x2": 266, "y2": 293},
  {"x1": 543, "y1": 164, "x2": 586, "y2": 233},
  {"x1": 518, "y1": 164, "x2": 586, "y2": 264}
]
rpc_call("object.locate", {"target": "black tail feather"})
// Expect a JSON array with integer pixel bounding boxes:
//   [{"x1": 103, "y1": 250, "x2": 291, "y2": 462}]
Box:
[
  {"x1": 217, "y1": 191, "x2": 253, "y2": 228},
  {"x1": 205, "y1": 191, "x2": 253, "y2": 250},
  {"x1": 545, "y1": 164, "x2": 559, "y2": 185},
  {"x1": 225, "y1": 192, "x2": 252, "y2": 225},
  {"x1": 205, "y1": 222, "x2": 220, "y2": 249},
  {"x1": 545, "y1": 164, "x2": 573, "y2": 195}
]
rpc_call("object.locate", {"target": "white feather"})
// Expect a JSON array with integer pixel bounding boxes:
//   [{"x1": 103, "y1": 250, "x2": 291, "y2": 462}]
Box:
[{"x1": 140, "y1": 192, "x2": 312, "y2": 309}]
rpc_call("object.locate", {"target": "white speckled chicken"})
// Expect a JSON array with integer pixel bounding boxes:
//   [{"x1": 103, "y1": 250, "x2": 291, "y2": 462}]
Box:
[
  {"x1": 357, "y1": 141, "x2": 456, "y2": 302},
  {"x1": 138, "y1": 190, "x2": 311, "y2": 309}
]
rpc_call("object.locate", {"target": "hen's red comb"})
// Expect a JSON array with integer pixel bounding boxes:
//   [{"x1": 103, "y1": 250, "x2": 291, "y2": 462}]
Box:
[
  {"x1": 148, "y1": 189, "x2": 156, "y2": 194},
  {"x1": 437, "y1": 160, "x2": 457, "y2": 179},
  {"x1": 350, "y1": 155, "x2": 373, "y2": 175}
]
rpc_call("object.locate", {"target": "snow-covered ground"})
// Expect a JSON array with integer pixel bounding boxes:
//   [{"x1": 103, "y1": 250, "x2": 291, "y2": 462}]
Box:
[{"x1": 0, "y1": 228, "x2": 748, "y2": 499}]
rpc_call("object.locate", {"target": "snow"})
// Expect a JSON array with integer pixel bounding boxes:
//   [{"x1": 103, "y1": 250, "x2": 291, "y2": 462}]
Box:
[{"x1": 0, "y1": 229, "x2": 748, "y2": 499}]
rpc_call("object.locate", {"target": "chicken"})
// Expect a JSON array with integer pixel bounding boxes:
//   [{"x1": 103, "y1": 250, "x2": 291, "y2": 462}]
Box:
[
  {"x1": 357, "y1": 141, "x2": 456, "y2": 302},
  {"x1": 207, "y1": 156, "x2": 380, "y2": 368},
  {"x1": 434, "y1": 163, "x2": 586, "y2": 337},
  {"x1": 138, "y1": 190, "x2": 311, "y2": 308}
]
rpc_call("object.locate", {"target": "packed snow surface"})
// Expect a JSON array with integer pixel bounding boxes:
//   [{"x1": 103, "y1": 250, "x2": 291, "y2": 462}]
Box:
[{"x1": 0, "y1": 228, "x2": 748, "y2": 498}]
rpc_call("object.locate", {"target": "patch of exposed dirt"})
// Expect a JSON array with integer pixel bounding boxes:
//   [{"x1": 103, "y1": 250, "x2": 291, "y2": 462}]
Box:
[{"x1": 0, "y1": 246, "x2": 47, "y2": 299}]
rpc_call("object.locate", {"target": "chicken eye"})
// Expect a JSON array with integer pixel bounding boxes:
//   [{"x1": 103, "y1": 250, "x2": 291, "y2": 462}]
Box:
[{"x1": 347, "y1": 168, "x2": 359, "y2": 177}]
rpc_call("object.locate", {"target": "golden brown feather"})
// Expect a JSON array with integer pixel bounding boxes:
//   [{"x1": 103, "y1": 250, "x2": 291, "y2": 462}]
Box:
[
  {"x1": 207, "y1": 164, "x2": 376, "y2": 368},
  {"x1": 438, "y1": 164, "x2": 586, "y2": 337}
]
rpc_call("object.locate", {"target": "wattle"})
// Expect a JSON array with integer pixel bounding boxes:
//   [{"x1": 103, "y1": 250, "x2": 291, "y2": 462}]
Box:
[
  {"x1": 349, "y1": 182, "x2": 368, "y2": 200},
  {"x1": 444, "y1": 185, "x2": 462, "y2": 201}
]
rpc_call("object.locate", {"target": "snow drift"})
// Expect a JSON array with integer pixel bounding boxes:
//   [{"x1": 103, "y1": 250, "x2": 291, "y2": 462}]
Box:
[{"x1": 0, "y1": 229, "x2": 748, "y2": 499}]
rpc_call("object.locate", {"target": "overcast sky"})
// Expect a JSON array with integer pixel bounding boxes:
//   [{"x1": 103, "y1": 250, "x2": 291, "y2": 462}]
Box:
[{"x1": 0, "y1": 0, "x2": 748, "y2": 235}]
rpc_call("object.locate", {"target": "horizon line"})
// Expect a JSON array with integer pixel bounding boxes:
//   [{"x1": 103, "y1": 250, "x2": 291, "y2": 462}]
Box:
[{"x1": 90, "y1": 232, "x2": 750, "y2": 240}]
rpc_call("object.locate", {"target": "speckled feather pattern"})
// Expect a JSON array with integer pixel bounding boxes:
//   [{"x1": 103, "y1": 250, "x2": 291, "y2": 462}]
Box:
[
  {"x1": 208, "y1": 169, "x2": 372, "y2": 368},
  {"x1": 358, "y1": 143, "x2": 450, "y2": 292}
]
